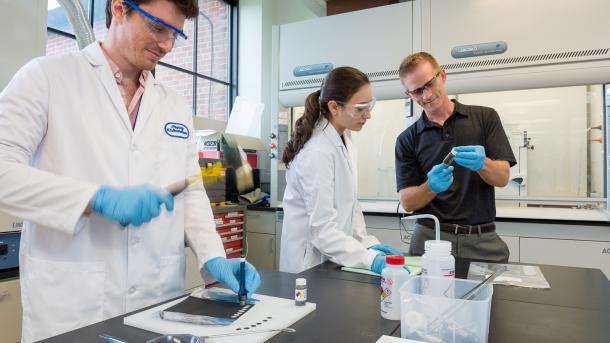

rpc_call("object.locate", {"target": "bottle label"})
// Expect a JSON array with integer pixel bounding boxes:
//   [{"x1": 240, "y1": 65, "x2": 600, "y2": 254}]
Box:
[
  {"x1": 295, "y1": 289, "x2": 307, "y2": 302},
  {"x1": 422, "y1": 267, "x2": 455, "y2": 278},
  {"x1": 380, "y1": 276, "x2": 393, "y2": 301}
]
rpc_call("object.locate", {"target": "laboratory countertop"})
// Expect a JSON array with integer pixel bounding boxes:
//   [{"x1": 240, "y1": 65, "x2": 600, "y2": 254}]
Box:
[
  {"x1": 40, "y1": 260, "x2": 610, "y2": 343},
  {"x1": 248, "y1": 201, "x2": 610, "y2": 223}
]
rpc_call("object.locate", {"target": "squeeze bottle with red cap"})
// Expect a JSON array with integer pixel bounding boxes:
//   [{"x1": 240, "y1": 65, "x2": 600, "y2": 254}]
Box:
[{"x1": 380, "y1": 255, "x2": 410, "y2": 320}]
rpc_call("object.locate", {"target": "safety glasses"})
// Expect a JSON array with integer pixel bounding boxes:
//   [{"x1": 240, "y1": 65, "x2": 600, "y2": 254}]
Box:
[
  {"x1": 123, "y1": 0, "x2": 187, "y2": 46},
  {"x1": 405, "y1": 71, "x2": 440, "y2": 98},
  {"x1": 335, "y1": 97, "x2": 377, "y2": 118}
]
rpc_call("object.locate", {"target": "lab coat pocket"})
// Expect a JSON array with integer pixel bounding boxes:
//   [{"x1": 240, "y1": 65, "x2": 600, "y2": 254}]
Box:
[
  {"x1": 159, "y1": 255, "x2": 185, "y2": 301},
  {"x1": 22, "y1": 256, "x2": 105, "y2": 340}
]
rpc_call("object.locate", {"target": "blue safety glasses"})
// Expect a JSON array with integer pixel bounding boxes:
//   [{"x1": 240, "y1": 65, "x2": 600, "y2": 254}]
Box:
[{"x1": 123, "y1": 0, "x2": 188, "y2": 44}]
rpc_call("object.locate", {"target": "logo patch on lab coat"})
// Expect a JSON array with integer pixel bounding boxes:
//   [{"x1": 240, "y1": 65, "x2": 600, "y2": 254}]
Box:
[{"x1": 164, "y1": 122, "x2": 189, "y2": 139}]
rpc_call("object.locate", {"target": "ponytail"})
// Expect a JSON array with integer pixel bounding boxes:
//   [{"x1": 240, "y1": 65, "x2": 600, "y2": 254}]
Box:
[
  {"x1": 282, "y1": 90, "x2": 324, "y2": 166},
  {"x1": 282, "y1": 66, "x2": 370, "y2": 167}
]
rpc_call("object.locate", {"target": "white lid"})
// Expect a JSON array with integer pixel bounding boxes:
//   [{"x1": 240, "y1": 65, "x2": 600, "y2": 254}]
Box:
[
  {"x1": 296, "y1": 278, "x2": 306, "y2": 286},
  {"x1": 424, "y1": 240, "x2": 452, "y2": 254}
]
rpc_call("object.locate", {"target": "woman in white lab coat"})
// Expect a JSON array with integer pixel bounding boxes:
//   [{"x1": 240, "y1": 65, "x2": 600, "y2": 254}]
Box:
[{"x1": 279, "y1": 67, "x2": 404, "y2": 274}]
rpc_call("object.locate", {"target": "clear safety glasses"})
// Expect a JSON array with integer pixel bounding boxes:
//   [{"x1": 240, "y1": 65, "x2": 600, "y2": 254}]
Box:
[
  {"x1": 405, "y1": 71, "x2": 440, "y2": 98},
  {"x1": 335, "y1": 97, "x2": 377, "y2": 118},
  {"x1": 123, "y1": 0, "x2": 188, "y2": 46}
]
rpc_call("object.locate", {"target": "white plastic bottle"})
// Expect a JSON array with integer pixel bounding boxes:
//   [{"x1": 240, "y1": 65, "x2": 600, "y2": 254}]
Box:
[
  {"x1": 380, "y1": 255, "x2": 410, "y2": 320},
  {"x1": 421, "y1": 240, "x2": 455, "y2": 278}
]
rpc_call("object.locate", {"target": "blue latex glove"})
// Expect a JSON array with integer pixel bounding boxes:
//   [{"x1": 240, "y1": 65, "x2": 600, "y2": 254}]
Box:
[
  {"x1": 92, "y1": 186, "x2": 174, "y2": 226},
  {"x1": 369, "y1": 244, "x2": 404, "y2": 256},
  {"x1": 427, "y1": 163, "x2": 454, "y2": 193},
  {"x1": 454, "y1": 145, "x2": 486, "y2": 171},
  {"x1": 204, "y1": 257, "x2": 261, "y2": 299},
  {"x1": 371, "y1": 254, "x2": 410, "y2": 274}
]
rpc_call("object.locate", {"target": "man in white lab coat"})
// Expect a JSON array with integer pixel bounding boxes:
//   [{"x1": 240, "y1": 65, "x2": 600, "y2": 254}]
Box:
[{"x1": 0, "y1": 1, "x2": 259, "y2": 341}]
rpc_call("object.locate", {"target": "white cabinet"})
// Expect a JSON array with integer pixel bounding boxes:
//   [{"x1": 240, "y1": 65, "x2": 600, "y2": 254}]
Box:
[
  {"x1": 520, "y1": 237, "x2": 610, "y2": 280},
  {"x1": 245, "y1": 209, "x2": 281, "y2": 271},
  {"x1": 245, "y1": 232, "x2": 276, "y2": 270},
  {"x1": 0, "y1": 278, "x2": 22, "y2": 343}
]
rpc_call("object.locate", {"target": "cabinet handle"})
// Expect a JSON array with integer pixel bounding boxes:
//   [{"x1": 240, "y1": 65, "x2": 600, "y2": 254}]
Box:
[
  {"x1": 269, "y1": 238, "x2": 275, "y2": 254},
  {"x1": 0, "y1": 289, "x2": 9, "y2": 301}
]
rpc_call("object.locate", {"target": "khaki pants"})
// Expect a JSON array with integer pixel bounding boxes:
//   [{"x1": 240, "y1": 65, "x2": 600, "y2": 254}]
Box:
[{"x1": 409, "y1": 223, "x2": 510, "y2": 263}]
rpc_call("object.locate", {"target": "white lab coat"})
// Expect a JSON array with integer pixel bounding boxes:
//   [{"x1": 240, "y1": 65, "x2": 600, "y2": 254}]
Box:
[
  {"x1": 279, "y1": 118, "x2": 380, "y2": 273},
  {"x1": 0, "y1": 43, "x2": 225, "y2": 342}
]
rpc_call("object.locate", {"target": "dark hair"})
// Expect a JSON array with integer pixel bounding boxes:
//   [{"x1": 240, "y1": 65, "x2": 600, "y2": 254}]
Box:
[
  {"x1": 106, "y1": 0, "x2": 199, "y2": 29},
  {"x1": 282, "y1": 66, "x2": 370, "y2": 167}
]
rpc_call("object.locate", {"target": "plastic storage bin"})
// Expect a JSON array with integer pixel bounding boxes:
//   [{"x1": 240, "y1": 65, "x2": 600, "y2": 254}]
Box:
[{"x1": 400, "y1": 276, "x2": 493, "y2": 343}]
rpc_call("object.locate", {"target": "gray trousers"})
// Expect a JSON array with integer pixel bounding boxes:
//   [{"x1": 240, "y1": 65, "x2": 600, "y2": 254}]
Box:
[{"x1": 409, "y1": 223, "x2": 510, "y2": 263}]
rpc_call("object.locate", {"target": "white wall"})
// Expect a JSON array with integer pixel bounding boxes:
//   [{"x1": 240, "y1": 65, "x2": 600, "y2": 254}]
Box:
[
  {"x1": 238, "y1": 0, "x2": 323, "y2": 146},
  {"x1": 238, "y1": 0, "x2": 325, "y2": 199},
  {"x1": 0, "y1": 0, "x2": 47, "y2": 227},
  {"x1": 0, "y1": 0, "x2": 47, "y2": 90}
]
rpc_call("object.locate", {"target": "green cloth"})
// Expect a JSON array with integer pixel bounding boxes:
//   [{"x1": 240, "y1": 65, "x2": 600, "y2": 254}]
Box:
[{"x1": 341, "y1": 256, "x2": 422, "y2": 276}]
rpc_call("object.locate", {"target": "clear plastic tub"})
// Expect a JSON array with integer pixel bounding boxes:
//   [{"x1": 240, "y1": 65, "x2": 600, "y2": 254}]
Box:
[{"x1": 399, "y1": 276, "x2": 493, "y2": 343}]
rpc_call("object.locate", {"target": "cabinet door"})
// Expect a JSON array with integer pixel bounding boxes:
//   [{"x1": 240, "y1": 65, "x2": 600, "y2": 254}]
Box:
[
  {"x1": 245, "y1": 232, "x2": 276, "y2": 270},
  {"x1": 520, "y1": 238, "x2": 610, "y2": 280},
  {"x1": 246, "y1": 211, "x2": 276, "y2": 234},
  {"x1": 0, "y1": 278, "x2": 22, "y2": 343}
]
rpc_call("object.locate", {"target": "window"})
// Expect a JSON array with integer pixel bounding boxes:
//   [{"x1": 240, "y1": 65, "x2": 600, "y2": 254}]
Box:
[
  {"x1": 347, "y1": 85, "x2": 608, "y2": 210},
  {"x1": 46, "y1": 0, "x2": 236, "y2": 120},
  {"x1": 457, "y1": 85, "x2": 606, "y2": 208}
]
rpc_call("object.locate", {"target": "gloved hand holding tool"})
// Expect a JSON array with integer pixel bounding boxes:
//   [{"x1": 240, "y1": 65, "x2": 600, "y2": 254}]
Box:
[
  {"x1": 92, "y1": 186, "x2": 174, "y2": 226},
  {"x1": 204, "y1": 257, "x2": 261, "y2": 300}
]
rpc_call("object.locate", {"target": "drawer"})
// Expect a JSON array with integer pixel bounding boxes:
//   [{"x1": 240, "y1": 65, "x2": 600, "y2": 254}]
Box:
[
  {"x1": 225, "y1": 246, "x2": 243, "y2": 256},
  {"x1": 214, "y1": 216, "x2": 245, "y2": 226},
  {"x1": 221, "y1": 233, "x2": 243, "y2": 244},
  {"x1": 246, "y1": 211, "x2": 276, "y2": 234},
  {"x1": 217, "y1": 226, "x2": 243, "y2": 236},
  {"x1": 223, "y1": 240, "x2": 242, "y2": 250},
  {"x1": 227, "y1": 251, "x2": 242, "y2": 259},
  {"x1": 213, "y1": 211, "x2": 244, "y2": 220}
]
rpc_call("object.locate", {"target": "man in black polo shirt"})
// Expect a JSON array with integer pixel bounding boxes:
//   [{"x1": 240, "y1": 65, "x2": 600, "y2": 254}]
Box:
[{"x1": 395, "y1": 52, "x2": 516, "y2": 262}]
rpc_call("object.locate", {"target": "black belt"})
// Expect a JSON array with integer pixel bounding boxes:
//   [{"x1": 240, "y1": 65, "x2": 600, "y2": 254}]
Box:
[{"x1": 417, "y1": 219, "x2": 495, "y2": 235}]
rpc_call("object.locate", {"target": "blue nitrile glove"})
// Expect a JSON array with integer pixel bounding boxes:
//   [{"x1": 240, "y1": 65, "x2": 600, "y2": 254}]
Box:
[
  {"x1": 453, "y1": 145, "x2": 486, "y2": 171},
  {"x1": 371, "y1": 254, "x2": 410, "y2": 274},
  {"x1": 204, "y1": 257, "x2": 261, "y2": 299},
  {"x1": 427, "y1": 163, "x2": 454, "y2": 193},
  {"x1": 92, "y1": 186, "x2": 174, "y2": 226},
  {"x1": 369, "y1": 244, "x2": 404, "y2": 256}
]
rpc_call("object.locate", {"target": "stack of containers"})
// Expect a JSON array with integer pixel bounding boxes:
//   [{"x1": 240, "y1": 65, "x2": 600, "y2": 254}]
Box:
[{"x1": 212, "y1": 206, "x2": 245, "y2": 258}]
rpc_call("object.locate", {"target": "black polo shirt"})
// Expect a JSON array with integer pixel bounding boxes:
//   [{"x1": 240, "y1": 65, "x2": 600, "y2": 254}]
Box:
[{"x1": 395, "y1": 100, "x2": 516, "y2": 225}]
